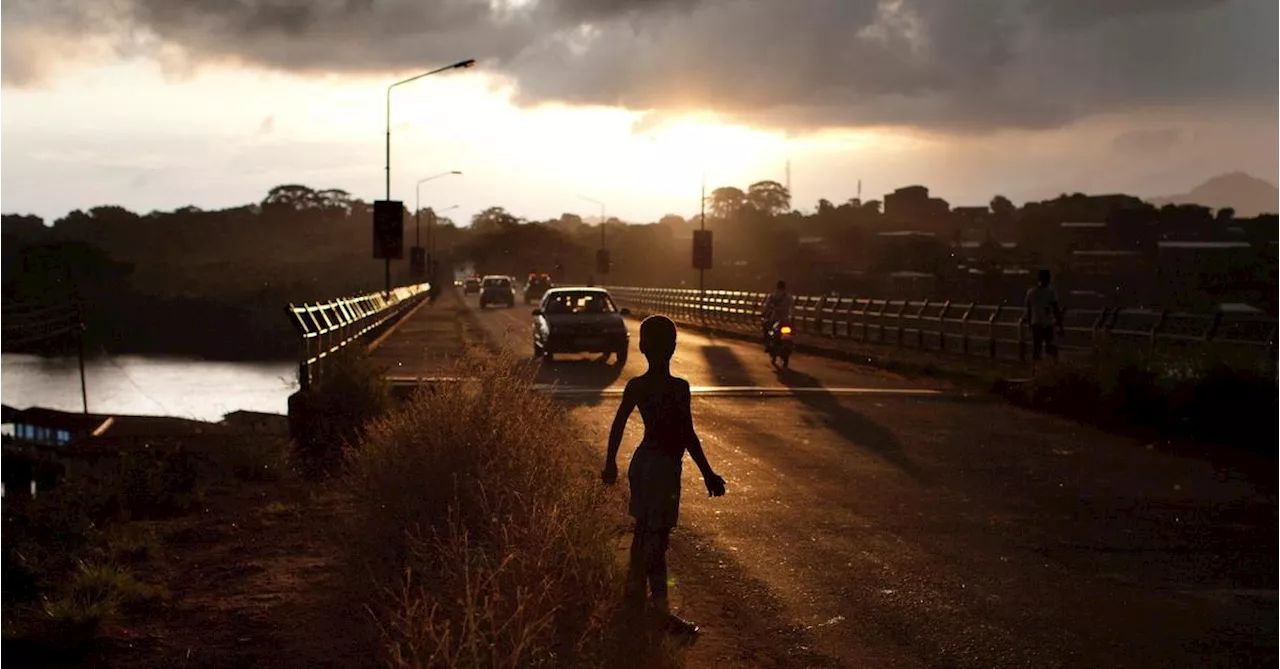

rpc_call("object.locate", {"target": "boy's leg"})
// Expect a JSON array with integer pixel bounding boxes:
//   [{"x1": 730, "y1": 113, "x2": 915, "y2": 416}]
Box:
[
  {"x1": 645, "y1": 528, "x2": 672, "y2": 614},
  {"x1": 624, "y1": 523, "x2": 648, "y2": 613}
]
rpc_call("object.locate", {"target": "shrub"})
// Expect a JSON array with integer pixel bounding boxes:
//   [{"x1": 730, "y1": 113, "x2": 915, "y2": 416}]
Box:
[
  {"x1": 345, "y1": 353, "x2": 631, "y2": 668},
  {"x1": 1018, "y1": 364, "x2": 1101, "y2": 418},
  {"x1": 1009, "y1": 348, "x2": 1276, "y2": 451},
  {"x1": 295, "y1": 348, "x2": 392, "y2": 477}
]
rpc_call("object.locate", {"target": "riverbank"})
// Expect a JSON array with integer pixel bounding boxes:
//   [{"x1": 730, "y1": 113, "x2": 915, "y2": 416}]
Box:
[
  {"x1": 1, "y1": 353, "x2": 295, "y2": 423},
  {"x1": 3, "y1": 291, "x2": 686, "y2": 668}
]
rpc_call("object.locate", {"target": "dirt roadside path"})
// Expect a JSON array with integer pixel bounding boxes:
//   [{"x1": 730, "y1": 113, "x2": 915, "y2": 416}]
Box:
[{"x1": 80, "y1": 295, "x2": 484, "y2": 669}]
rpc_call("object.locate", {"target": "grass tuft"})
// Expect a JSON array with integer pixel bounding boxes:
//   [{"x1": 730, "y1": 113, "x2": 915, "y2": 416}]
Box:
[{"x1": 344, "y1": 351, "x2": 655, "y2": 668}]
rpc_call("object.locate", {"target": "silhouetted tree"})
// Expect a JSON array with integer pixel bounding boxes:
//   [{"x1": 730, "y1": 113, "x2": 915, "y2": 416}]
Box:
[
  {"x1": 262, "y1": 184, "x2": 320, "y2": 212},
  {"x1": 990, "y1": 195, "x2": 1015, "y2": 223},
  {"x1": 747, "y1": 180, "x2": 791, "y2": 215},
  {"x1": 471, "y1": 206, "x2": 521, "y2": 234},
  {"x1": 707, "y1": 186, "x2": 747, "y2": 219}
]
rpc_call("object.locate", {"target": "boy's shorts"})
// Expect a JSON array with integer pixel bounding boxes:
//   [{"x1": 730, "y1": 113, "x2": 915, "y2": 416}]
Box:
[{"x1": 629, "y1": 446, "x2": 683, "y2": 529}]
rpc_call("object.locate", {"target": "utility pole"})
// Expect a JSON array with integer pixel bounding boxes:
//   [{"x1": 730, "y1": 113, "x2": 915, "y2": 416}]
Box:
[
  {"x1": 699, "y1": 170, "x2": 706, "y2": 321},
  {"x1": 75, "y1": 297, "x2": 88, "y2": 414},
  {"x1": 381, "y1": 59, "x2": 475, "y2": 298}
]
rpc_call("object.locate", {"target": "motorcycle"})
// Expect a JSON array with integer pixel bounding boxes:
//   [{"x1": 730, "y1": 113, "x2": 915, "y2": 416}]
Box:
[{"x1": 766, "y1": 321, "x2": 794, "y2": 368}]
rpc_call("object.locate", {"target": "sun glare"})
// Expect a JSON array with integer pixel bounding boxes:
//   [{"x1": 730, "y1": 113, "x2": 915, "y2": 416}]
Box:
[{"x1": 625, "y1": 118, "x2": 790, "y2": 194}]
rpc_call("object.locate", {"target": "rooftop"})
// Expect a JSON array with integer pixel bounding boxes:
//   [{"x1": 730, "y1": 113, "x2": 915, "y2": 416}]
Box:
[
  {"x1": 3, "y1": 407, "x2": 113, "y2": 434},
  {"x1": 3, "y1": 406, "x2": 229, "y2": 438}
]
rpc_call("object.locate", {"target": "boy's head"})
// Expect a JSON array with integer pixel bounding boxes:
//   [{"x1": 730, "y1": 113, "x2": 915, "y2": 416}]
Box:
[
  {"x1": 776, "y1": 280, "x2": 787, "y2": 291},
  {"x1": 1037, "y1": 269, "x2": 1051, "y2": 286},
  {"x1": 639, "y1": 315, "x2": 677, "y2": 363}
]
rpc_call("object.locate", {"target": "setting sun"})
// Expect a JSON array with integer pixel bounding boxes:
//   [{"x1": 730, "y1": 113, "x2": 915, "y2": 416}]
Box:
[{"x1": 620, "y1": 117, "x2": 791, "y2": 198}]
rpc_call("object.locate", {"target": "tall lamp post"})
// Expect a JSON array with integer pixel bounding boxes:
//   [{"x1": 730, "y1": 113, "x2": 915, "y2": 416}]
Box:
[
  {"x1": 699, "y1": 169, "x2": 707, "y2": 320},
  {"x1": 429, "y1": 204, "x2": 459, "y2": 280},
  {"x1": 578, "y1": 195, "x2": 607, "y2": 248},
  {"x1": 381, "y1": 58, "x2": 475, "y2": 297},
  {"x1": 578, "y1": 195, "x2": 607, "y2": 286},
  {"x1": 415, "y1": 171, "x2": 462, "y2": 276}
]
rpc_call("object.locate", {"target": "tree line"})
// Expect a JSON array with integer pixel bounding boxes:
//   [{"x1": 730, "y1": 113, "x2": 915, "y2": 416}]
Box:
[{"x1": 3, "y1": 180, "x2": 1276, "y2": 360}]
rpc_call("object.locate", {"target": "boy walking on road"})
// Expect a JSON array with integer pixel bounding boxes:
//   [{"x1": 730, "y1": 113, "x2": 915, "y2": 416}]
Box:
[
  {"x1": 602, "y1": 315, "x2": 726, "y2": 636},
  {"x1": 1025, "y1": 269, "x2": 1064, "y2": 370}
]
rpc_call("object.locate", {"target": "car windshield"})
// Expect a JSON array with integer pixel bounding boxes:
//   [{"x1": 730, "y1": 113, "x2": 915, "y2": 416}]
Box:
[
  {"x1": 543, "y1": 292, "x2": 617, "y2": 315},
  {"x1": 483, "y1": 278, "x2": 509, "y2": 288}
]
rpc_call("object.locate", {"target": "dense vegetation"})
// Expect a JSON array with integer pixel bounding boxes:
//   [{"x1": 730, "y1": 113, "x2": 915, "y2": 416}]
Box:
[{"x1": 3, "y1": 179, "x2": 1275, "y2": 360}]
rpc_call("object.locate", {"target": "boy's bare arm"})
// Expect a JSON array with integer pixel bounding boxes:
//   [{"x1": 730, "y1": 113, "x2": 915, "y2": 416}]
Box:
[
  {"x1": 681, "y1": 381, "x2": 725, "y2": 497},
  {"x1": 602, "y1": 381, "x2": 636, "y2": 485}
]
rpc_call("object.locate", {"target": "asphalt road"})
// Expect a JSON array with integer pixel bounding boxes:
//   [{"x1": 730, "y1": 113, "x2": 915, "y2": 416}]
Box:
[{"x1": 465, "y1": 296, "x2": 1277, "y2": 669}]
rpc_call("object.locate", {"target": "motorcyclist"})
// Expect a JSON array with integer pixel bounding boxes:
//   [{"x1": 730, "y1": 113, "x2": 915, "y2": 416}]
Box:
[{"x1": 760, "y1": 280, "x2": 794, "y2": 352}]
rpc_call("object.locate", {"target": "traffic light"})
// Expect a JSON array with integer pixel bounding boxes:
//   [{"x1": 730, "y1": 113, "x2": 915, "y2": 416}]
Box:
[
  {"x1": 596, "y1": 249, "x2": 611, "y2": 275},
  {"x1": 692, "y1": 229, "x2": 713, "y2": 270},
  {"x1": 373, "y1": 200, "x2": 404, "y2": 260}
]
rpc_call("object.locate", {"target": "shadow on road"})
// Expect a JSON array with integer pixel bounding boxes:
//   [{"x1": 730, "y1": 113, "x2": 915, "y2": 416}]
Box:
[
  {"x1": 534, "y1": 354, "x2": 626, "y2": 407},
  {"x1": 700, "y1": 345, "x2": 757, "y2": 387},
  {"x1": 774, "y1": 366, "x2": 932, "y2": 484}
]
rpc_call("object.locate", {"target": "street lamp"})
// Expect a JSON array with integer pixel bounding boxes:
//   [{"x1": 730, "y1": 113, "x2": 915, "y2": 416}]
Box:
[
  {"x1": 380, "y1": 57, "x2": 475, "y2": 296},
  {"x1": 578, "y1": 194, "x2": 607, "y2": 249},
  {"x1": 428, "y1": 204, "x2": 459, "y2": 270},
  {"x1": 415, "y1": 171, "x2": 462, "y2": 248}
]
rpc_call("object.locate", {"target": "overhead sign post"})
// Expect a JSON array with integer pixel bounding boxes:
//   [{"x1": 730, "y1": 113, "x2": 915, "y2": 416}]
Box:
[
  {"x1": 692, "y1": 229, "x2": 713, "y2": 270},
  {"x1": 596, "y1": 249, "x2": 611, "y2": 276},
  {"x1": 373, "y1": 200, "x2": 404, "y2": 260},
  {"x1": 374, "y1": 200, "x2": 403, "y2": 298}
]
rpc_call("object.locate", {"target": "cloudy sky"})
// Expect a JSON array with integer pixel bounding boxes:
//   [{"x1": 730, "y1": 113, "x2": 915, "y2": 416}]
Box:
[{"x1": 2, "y1": 0, "x2": 1276, "y2": 225}]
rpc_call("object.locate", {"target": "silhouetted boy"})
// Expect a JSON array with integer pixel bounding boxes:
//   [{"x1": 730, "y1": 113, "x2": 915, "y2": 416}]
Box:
[
  {"x1": 1025, "y1": 268, "x2": 1064, "y2": 368},
  {"x1": 602, "y1": 315, "x2": 726, "y2": 636}
]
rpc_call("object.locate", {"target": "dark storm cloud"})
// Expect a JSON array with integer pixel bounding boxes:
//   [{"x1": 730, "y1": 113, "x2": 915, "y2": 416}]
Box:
[{"x1": 3, "y1": 0, "x2": 1274, "y2": 132}]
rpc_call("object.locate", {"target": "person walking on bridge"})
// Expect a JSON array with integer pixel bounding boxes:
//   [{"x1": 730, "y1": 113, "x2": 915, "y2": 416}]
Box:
[
  {"x1": 760, "y1": 280, "x2": 795, "y2": 351},
  {"x1": 602, "y1": 315, "x2": 726, "y2": 637},
  {"x1": 1025, "y1": 268, "x2": 1064, "y2": 370}
]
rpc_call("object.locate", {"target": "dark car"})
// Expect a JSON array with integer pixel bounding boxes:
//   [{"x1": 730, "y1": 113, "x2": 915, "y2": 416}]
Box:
[
  {"x1": 532, "y1": 288, "x2": 630, "y2": 364},
  {"x1": 479, "y1": 275, "x2": 516, "y2": 308},
  {"x1": 463, "y1": 278, "x2": 480, "y2": 295},
  {"x1": 524, "y1": 275, "x2": 553, "y2": 304}
]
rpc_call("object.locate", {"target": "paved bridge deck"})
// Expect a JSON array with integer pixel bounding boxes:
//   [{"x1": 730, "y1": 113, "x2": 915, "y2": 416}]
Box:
[{"x1": 367, "y1": 290, "x2": 476, "y2": 382}]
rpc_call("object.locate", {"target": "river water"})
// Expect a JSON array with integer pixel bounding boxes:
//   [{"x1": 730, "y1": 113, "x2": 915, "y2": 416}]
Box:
[{"x1": 1, "y1": 353, "x2": 297, "y2": 422}]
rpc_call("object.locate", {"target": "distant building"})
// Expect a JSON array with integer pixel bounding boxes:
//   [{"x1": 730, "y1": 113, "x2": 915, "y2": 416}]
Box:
[
  {"x1": 1154, "y1": 241, "x2": 1255, "y2": 306},
  {"x1": 884, "y1": 185, "x2": 950, "y2": 226},
  {"x1": 221, "y1": 410, "x2": 289, "y2": 435}
]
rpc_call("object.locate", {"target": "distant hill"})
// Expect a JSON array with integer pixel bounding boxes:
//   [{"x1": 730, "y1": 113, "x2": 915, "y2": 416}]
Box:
[{"x1": 1148, "y1": 172, "x2": 1278, "y2": 216}]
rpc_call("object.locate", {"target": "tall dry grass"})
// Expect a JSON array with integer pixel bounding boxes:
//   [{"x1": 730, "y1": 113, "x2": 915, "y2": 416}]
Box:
[{"x1": 344, "y1": 352, "x2": 661, "y2": 668}]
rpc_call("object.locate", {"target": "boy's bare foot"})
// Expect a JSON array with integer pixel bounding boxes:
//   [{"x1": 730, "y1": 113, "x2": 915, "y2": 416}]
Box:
[{"x1": 663, "y1": 612, "x2": 700, "y2": 637}]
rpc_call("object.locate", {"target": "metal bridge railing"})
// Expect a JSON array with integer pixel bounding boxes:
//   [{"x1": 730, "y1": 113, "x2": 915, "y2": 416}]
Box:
[
  {"x1": 604, "y1": 286, "x2": 1278, "y2": 365},
  {"x1": 286, "y1": 282, "x2": 430, "y2": 390}
]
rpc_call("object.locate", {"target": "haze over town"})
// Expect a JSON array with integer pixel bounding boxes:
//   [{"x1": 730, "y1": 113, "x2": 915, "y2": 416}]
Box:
[{"x1": 2, "y1": 0, "x2": 1276, "y2": 224}]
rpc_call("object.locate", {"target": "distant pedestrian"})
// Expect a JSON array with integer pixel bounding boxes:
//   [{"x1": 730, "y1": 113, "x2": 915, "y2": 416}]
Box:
[
  {"x1": 1025, "y1": 269, "x2": 1064, "y2": 369},
  {"x1": 602, "y1": 315, "x2": 726, "y2": 637}
]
